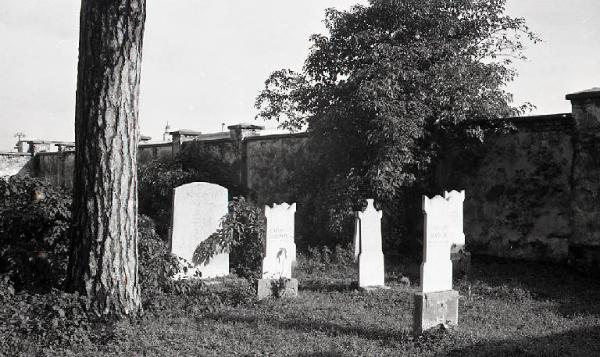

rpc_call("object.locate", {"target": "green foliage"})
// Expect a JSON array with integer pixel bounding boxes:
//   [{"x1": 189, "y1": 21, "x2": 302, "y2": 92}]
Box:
[
  {"x1": 138, "y1": 215, "x2": 193, "y2": 298},
  {"x1": 0, "y1": 176, "x2": 71, "y2": 292},
  {"x1": 193, "y1": 197, "x2": 266, "y2": 279},
  {"x1": 296, "y1": 243, "x2": 355, "y2": 277},
  {"x1": 0, "y1": 175, "x2": 198, "y2": 301},
  {"x1": 0, "y1": 288, "x2": 92, "y2": 349},
  {"x1": 0, "y1": 273, "x2": 15, "y2": 302},
  {"x1": 256, "y1": 0, "x2": 538, "y2": 248},
  {"x1": 269, "y1": 276, "x2": 295, "y2": 298}
]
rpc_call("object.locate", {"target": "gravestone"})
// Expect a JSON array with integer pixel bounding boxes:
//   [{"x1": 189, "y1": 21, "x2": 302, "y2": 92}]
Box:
[
  {"x1": 444, "y1": 190, "x2": 470, "y2": 277},
  {"x1": 354, "y1": 199, "x2": 385, "y2": 288},
  {"x1": 170, "y1": 182, "x2": 229, "y2": 279},
  {"x1": 257, "y1": 202, "x2": 298, "y2": 299},
  {"x1": 262, "y1": 202, "x2": 297, "y2": 279},
  {"x1": 413, "y1": 192, "x2": 460, "y2": 334}
]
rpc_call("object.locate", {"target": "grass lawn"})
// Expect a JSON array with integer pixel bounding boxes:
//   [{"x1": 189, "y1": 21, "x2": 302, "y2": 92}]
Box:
[{"x1": 3, "y1": 255, "x2": 600, "y2": 356}]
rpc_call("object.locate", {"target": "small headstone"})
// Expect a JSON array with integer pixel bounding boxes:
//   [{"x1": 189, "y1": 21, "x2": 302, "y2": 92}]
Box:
[
  {"x1": 170, "y1": 182, "x2": 229, "y2": 279},
  {"x1": 262, "y1": 202, "x2": 297, "y2": 279},
  {"x1": 257, "y1": 202, "x2": 298, "y2": 300},
  {"x1": 420, "y1": 193, "x2": 454, "y2": 293},
  {"x1": 355, "y1": 199, "x2": 385, "y2": 288},
  {"x1": 444, "y1": 190, "x2": 465, "y2": 248},
  {"x1": 414, "y1": 192, "x2": 461, "y2": 334},
  {"x1": 444, "y1": 190, "x2": 470, "y2": 277}
]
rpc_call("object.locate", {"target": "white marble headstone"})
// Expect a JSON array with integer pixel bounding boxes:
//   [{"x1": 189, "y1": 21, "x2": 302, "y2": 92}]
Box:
[
  {"x1": 355, "y1": 199, "x2": 385, "y2": 288},
  {"x1": 444, "y1": 190, "x2": 465, "y2": 248},
  {"x1": 170, "y1": 182, "x2": 229, "y2": 279},
  {"x1": 420, "y1": 191, "x2": 465, "y2": 293},
  {"x1": 262, "y1": 202, "x2": 296, "y2": 279}
]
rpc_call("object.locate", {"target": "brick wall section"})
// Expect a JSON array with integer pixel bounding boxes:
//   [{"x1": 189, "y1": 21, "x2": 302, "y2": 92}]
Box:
[{"x1": 10, "y1": 88, "x2": 600, "y2": 267}]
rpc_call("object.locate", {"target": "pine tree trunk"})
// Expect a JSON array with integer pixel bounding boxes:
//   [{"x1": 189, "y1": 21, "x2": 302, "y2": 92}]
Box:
[{"x1": 67, "y1": 0, "x2": 146, "y2": 316}]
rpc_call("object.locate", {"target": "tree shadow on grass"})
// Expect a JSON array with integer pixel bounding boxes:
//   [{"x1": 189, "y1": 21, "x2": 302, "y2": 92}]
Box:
[
  {"x1": 438, "y1": 325, "x2": 600, "y2": 357},
  {"x1": 461, "y1": 255, "x2": 600, "y2": 318},
  {"x1": 201, "y1": 310, "x2": 411, "y2": 345},
  {"x1": 298, "y1": 279, "x2": 355, "y2": 293}
]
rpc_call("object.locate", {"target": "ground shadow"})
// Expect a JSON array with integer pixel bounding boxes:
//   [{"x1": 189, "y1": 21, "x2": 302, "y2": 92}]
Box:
[
  {"x1": 298, "y1": 279, "x2": 355, "y2": 293},
  {"x1": 201, "y1": 310, "x2": 411, "y2": 344},
  {"x1": 438, "y1": 325, "x2": 600, "y2": 357},
  {"x1": 463, "y1": 255, "x2": 600, "y2": 317}
]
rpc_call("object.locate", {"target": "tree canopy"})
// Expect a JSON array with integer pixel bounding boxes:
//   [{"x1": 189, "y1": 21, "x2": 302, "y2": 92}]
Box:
[
  {"x1": 256, "y1": 0, "x2": 538, "y2": 200},
  {"x1": 255, "y1": 0, "x2": 538, "y2": 246}
]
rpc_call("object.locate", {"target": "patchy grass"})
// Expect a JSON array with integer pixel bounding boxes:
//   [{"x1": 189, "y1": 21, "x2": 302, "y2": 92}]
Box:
[{"x1": 3, "y1": 256, "x2": 600, "y2": 356}]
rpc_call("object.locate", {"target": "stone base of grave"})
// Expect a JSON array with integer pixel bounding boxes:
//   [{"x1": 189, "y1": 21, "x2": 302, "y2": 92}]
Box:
[
  {"x1": 451, "y1": 250, "x2": 471, "y2": 278},
  {"x1": 413, "y1": 289, "x2": 459, "y2": 334},
  {"x1": 256, "y1": 278, "x2": 298, "y2": 300}
]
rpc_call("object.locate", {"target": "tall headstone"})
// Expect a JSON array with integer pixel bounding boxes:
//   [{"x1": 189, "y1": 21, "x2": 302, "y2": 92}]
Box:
[
  {"x1": 170, "y1": 182, "x2": 229, "y2": 279},
  {"x1": 445, "y1": 190, "x2": 470, "y2": 277},
  {"x1": 262, "y1": 203, "x2": 297, "y2": 279},
  {"x1": 413, "y1": 192, "x2": 461, "y2": 334},
  {"x1": 444, "y1": 190, "x2": 465, "y2": 248},
  {"x1": 257, "y1": 202, "x2": 298, "y2": 299},
  {"x1": 355, "y1": 199, "x2": 385, "y2": 288}
]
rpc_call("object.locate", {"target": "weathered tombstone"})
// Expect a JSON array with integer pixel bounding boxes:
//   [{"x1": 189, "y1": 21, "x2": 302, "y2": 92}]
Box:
[
  {"x1": 445, "y1": 190, "x2": 470, "y2": 277},
  {"x1": 354, "y1": 199, "x2": 385, "y2": 289},
  {"x1": 413, "y1": 192, "x2": 460, "y2": 334},
  {"x1": 262, "y1": 203, "x2": 297, "y2": 279},
  {"x1": 170, "y1": 182, "x2": 229, "y2": 279},
  {"x1": 257, "y1": 202, "x2": 298, "y2": 299}
]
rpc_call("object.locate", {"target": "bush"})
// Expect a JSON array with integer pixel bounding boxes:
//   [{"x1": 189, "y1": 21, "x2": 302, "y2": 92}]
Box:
[
  {"x1": 0, "y1": 175, "x2": 192, "y2": 300},
  {"x1": 193, "y1": 197, "x2": 266, "y2": 279},
  {"x1": 138, "y1": 215, "x2": 207, "y2": 305},
  {"x1": 0, "y1": 288, "x2": 91, "y2": 349},
  {"x1": 297, "y1": 243, "x2": 355, "y2": 276},
  {"x1": 0, "y1": 176, "x2": 71, "y2": 292},
  {"x1": 138, "y1": 215, "x2": 183, "y2": 299}
]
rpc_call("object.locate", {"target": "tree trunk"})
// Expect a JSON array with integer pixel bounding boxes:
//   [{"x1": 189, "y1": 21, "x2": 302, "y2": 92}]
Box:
[{"x1": 67, "y1": 0, "x2": 146, "y2": 316}]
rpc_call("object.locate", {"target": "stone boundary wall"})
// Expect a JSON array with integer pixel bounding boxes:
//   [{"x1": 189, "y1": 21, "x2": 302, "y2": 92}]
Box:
[
  {"x1": 436, "y1": 114, "x2": 574, "y2": 263},
  {"x1": 36, "y1": 151, "x2": 76, "y2": 189},
  {"x1": 5, "y1": 88, "x2": 600, "y2": 267},
  {"x1": 139, "y1": 142, "x2": 173, "y2": 164},
  {"x1": 244, "y1": 133, "x2": 308, "y2": 205}
]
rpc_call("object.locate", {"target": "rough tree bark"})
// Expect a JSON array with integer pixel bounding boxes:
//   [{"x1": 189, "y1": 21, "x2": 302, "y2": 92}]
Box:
[{"x1": 67, "y1": 0, "x2": 146, "y2": 316}]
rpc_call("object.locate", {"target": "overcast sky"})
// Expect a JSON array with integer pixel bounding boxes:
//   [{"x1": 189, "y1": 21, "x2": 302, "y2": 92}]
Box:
[{"x1": 0, "y1": 0, "x2": 598, "y2": 151}]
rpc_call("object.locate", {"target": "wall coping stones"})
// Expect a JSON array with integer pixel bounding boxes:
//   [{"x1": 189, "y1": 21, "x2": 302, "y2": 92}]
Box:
[
  {"x1": 566, "y1": 88, "x2": 600, "y2": 100},
  {"x1": 227, "y1": 123, "x2": 265, "y2": 130},
  {"x1": 244, "y1": 132, "x2": 308, "y2": 142},
  {"x1": 0, "y1": 152, "x2": 32, "y2": 156},
  {"x1": 138, "y1": 141, "x2": 172, "y2": 148},
  {"x1": 169, "y1": 129, "x2": 203, "y2": 136}
]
